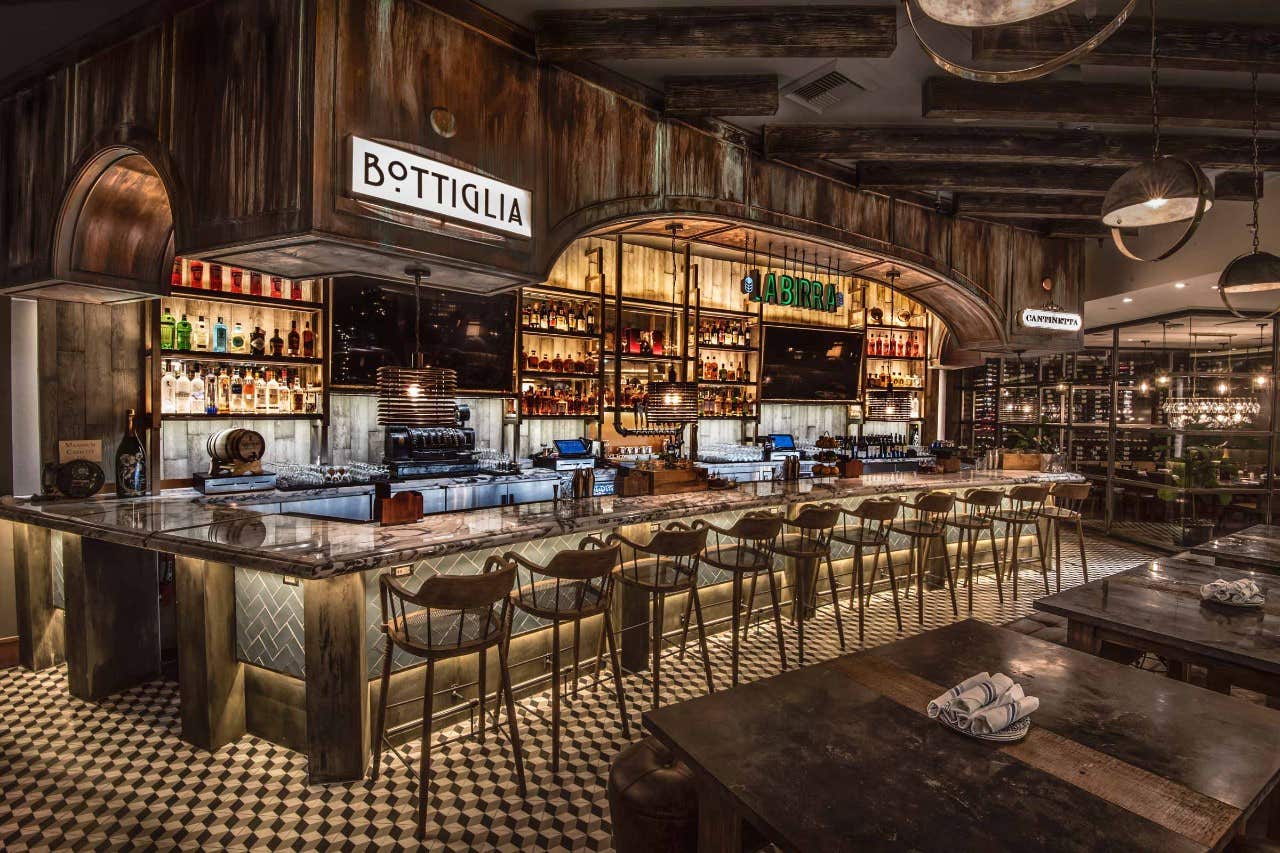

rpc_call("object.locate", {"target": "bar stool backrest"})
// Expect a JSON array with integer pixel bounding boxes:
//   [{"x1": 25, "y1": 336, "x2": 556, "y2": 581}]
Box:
[
  {"x1": 541, "y1": 543, "x2": 621, "y2": 581},
  {"x1": 961, "y1": 488, "x2": 1003, "y2": 521},
  {"x1": 1050, "y1": 482, "x2": 1091, "y2": 513},
  {"x1": 912, "y1": 491, "x2": 955, "y2": 526},
  {"x1": 613, "y1": 524, "x2": 708, "y2": 585},
  {"x1": 379, "y1": 558, "x2": 515, "y2": 655},
  {"x1": 783, "y1": 503, "x2": 840, "y2": 555},
  {"x1": 697, "y1": 512, "x2": 784, "y2": 570},
  {"x1": 1006, "y1": 484, "x2": 1050, "y2": 515},
  {"x1": 840, "y1": 498, "x2": 899, "y2": 540},
  {"x1": 509, "y1": 540, "x2": 620, "y2": 619},
  {"x1": 726, "y1": 513, "x2": 786, "y2": 543}
]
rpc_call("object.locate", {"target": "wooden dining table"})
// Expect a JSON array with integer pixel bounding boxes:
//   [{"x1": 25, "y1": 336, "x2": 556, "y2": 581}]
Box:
[
  {"x1": 642, "y1": 620, "x2": 1280, "y2": 853},
  {"x1": 1192, "y1": 524, "x2": 1280, "y2": 572},
  {"x1": 1035, "y1": 556, "x2": 1280, "y2": 703}
]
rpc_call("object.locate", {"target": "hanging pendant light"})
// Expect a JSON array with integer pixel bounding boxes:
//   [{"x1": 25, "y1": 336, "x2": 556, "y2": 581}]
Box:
[
  {"x1": 1137, "y1": 340, "x2": 1151, "y2": 394},
  {"x1": 1155, "y1": 321, "x2": 1171, "y2": 387},
  {"x1": 904, "y1": 0, "x2": 1138, "y2": 83},
  {"x1": 1102, "y1": 0, "x2": 1212, "y2": 261},
  {"x1": 1220, "y1": 72, "x2": 1280, "y2": 316},
  {"x1": 1254, "y1": 324, "x2": 1271, "y2": 388},
  {"x1": 1163, "y1": 329, "x2": 1259, "y2": 428}
]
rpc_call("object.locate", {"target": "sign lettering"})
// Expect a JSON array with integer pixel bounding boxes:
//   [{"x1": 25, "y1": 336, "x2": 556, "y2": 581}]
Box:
[
  {"x1": 1019, "y1": 308, "x2": 1082, "y2": 331},
  {"x1": 749, "y1": 272, "x2": 844, "y2": 313},
  {"x1": 350, "y1": 136, "x2": 532, "y2": 238}
]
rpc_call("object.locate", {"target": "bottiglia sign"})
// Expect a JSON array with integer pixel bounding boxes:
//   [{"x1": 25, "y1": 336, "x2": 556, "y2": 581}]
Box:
[
  {"x1": 349, "y1": 136, "x2": 531, "y2": 238},
  {"x1": 741, "y1": 270, "x2": 845, "y2": 313}
]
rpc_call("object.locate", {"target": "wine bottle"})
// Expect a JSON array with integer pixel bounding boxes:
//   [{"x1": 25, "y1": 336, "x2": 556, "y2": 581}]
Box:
[
  {"x1": 287, "y1": 321, "x2": 300, "y2": 356},
  {"x1": 114, "y1": 408, "x2": 147, "y2": 497}
]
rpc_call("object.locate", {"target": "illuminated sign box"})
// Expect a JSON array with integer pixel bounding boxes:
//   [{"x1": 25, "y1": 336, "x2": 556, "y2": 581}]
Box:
[
  {"x1": 1020, "y1": 308, "x2": 1082, "y2": 331},
  {"x1": 745, "y1": 271, "x2": 843, "y2": 314}
]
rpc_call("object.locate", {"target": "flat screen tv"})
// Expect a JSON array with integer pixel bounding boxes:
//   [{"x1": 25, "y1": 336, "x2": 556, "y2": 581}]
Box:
[
  {"x1": 331, "y1": 277, "x2": 516, "y2": 393},
  {"x1": 760, "y1": 325, "x2": 864, "y2": 402}
]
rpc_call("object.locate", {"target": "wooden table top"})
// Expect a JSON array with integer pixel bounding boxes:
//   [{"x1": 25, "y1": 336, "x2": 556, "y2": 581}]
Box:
[
  {"x1": 1191, "y1": 525, "x2": 1280, "y2": 570},
  {"x1": 1036, "y1": 557, "x2": 1280, "y2": 675},
  {"x1": 643, "y1": 620, "x2": 1280, "y2": 853}
]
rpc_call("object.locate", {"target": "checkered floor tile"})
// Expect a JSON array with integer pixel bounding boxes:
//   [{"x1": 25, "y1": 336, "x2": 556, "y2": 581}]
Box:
[{"x1": 1, "y1": 537, "x2": 1153, "y2": 852}]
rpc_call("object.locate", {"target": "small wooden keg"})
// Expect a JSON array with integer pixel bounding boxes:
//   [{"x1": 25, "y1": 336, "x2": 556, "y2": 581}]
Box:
[{"x1": 206, "y1": 428, "x2": 266, "y2": 474}]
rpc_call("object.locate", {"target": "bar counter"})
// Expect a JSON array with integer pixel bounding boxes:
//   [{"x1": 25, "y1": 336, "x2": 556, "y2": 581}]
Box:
[{"x1": 2, "y1": 468, "x2": 1079, "y2": 783}]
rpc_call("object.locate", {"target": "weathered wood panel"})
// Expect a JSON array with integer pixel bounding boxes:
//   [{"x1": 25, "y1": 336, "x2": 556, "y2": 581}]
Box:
[
  {"x1": 663, "y1": 121, "x2": 747, "y2": 207},
  {"x1": 892, "y1": 201, "x2": 950, "y2": 270},
  {"x1": 69, "y1": 27, "x2": 166, "y2": 162},
  {"x1": 1007, "y1": 229, "x2": 1083, "y2": 351},
  {"x1": 2, "y1": 72, "x2": 68, "y2": 284},
  {"x1": 664, "y1": 75, "x2": 778, "y2": 117}
]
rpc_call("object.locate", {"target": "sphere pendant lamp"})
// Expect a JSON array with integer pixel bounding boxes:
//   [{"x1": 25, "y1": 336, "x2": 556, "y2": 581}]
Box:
[
  {"x1": 904, "y1": 0, "x2": 1138, "y2": 83},
  {"x1": 1219, "y1": 71, "x2": 1280, "y2": 317},
  {"x1": 1101, "y1": 0, "x2": 1212, "y2": 262}
]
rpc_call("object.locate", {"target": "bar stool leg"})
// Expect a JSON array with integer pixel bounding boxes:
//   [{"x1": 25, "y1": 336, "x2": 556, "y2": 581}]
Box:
[
  {"x1": 850, "y1": 544, "x2": 863, "y2": 611},
  {"x1": 745, "y1": 571, "x2": 760, "y2": 637},
  {"x1": 498, "y1": 637, "x2": 528, "y2": 798},
  {"x1": 880, "y1": 544, "x2": 904, "y2": 631},
  {"x1": 571, "y1": 615, "x2": 582, "y2": 698},
  {"x1": 550, "y1": 620, "x2": 562, "y2": 773},
  {"x1": 854, "y1": 546, "x2": 865, "y2": 643},
  {"x1": 1054, "y1": 520, "x2": 1063, "y2": 593},
  {"x1": 965, "y1": 529, "x2": 977, "y2": 613},
  {"x1": 940, "y1": 535, "x2": 959, "y2": 617},
  {"x1": 795, "y1": 562, "x2": 807, "y2": 666},
  {"x1": 987, "y1": 523, "x2": 1004, "y2": 603},
  {"x1": 689, "y1": 584, "x2": 716, "y2": 694},
  {"x1": 651, "y1": 592, "x2": 665, "y2": 708},
  {"x1": 1037, "y1": 521, "x2": 1051, "y2": 596},
  {"x1": 764, "y1": 567, "x2": 788, "y2": 671},
  {"x1": 1010, "y1": 523, "x2": 1021, "y2": 600},
  {"x1": 477, "y1": 647, "x2": 488, "y2": 738},
  {"x1": 1076, "y1": 517, "x2": 1089, "y2": 583},
  {"x1": 592, "y1": 613, "x2": 607, "y2": 692},
  {"x1": 677, "y1": 593, "x2": 693, "y2": 662},
  {"x1": 825, "y1": 553, "x2": 847, "y2": 651},
  {"x1": 415, "y1": 660, "x2": 436, "y2": 840},
  {"x1": 915, "y1": 541, "x2": 925, "y2": 625},
  {"x1": 602, "y1": 610, "x2": 631, "y2": 737},
  {"x1": 371, "y1": 643, "x2": 393, "y2": 782},
  {"x1": 730, "y1": 573, "x2": 744, "y2": 687}
]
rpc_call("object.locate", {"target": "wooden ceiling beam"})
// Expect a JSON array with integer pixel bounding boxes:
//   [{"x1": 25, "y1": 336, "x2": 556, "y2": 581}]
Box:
[
  {"x1": 922, "y1": 77, "x2": 1280, "y2": 132},
  {"x1": 762, "y1": 125, "x2": 1280, "y2": 171},
  {"x1": 856, "y1": 162, "x2": 1124, "y2": 197},
  {"x1": 972, "y1": 15, "x2": 1280, "y2": 73},
  {"x1": 533, "y1": 5, "x2": 896, "y2": 61},
  {"x1": 997, "y1": 218, "x2": 1110, "y2": 239},
  {"x1": 664, "y1": 75, "x2": 778, "y2": 117},
  {"x1": 954, "y1": 194, "x2": 1101, "y2": 220}
]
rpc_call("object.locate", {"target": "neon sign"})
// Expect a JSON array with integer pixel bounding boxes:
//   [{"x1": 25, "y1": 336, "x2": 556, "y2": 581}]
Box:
[{"x1": 744, "y1": 271, "x2": 844, "y2": 313}]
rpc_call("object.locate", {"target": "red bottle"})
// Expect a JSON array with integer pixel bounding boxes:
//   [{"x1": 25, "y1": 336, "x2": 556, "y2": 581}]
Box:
[
  {"x1": 209, "y1": 264, "x2": 223, "y2": 292},
  {"x1": 290, "y1": 279, "x2": 302, "y2": 301},
  {"x1": 170, "y1": 260, "x2": 182, "y2": 289},
  {"x1": 189, "y1": 261, "x2": 204, "y2": 289},
  {"x1": 249, "y1": 272, "x2": 263, "y2": 296},
  {"x1": 270, "y1": 277, "x2": 283, "y2": 299},
  {"x1": 230, "y1": 269, "x2": 243, "y2": 293}
]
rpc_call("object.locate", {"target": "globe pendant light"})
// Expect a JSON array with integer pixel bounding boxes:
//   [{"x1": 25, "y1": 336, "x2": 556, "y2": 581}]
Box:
[
  {"x1": 1220, "y1": 72, "x2": 1280, "y2": 317},
  {"x1": 904, "y1": 0, "x2": 1138, "y2": 83},
  {"x1": 1102, "y1": 0, "x2": 1212, "y2": 262}
]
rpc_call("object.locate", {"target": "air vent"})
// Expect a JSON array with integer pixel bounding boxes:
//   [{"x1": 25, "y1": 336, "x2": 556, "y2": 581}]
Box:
[{"x1": 781, "y1": 62, "x2": 866, "y2": 114}]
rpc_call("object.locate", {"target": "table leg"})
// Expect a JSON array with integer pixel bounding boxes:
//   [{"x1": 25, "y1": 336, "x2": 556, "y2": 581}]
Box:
[
  {"x1": 619, "y1": 582, "x2": 650, "y2": 674},
  {"x1": 695, "y1": 774, "x2": 744, "y2": 853},
  {"x1": 1065, "y1": 620, "x2": 1102, "y2": 655},
  {"x1": 1204, "y1": 669, "x2": 1232, "y2": 695},
  {"x1": 303, "y1": 573, "x2": 368, "y2": 783},
  {"x1": 10, "y1": 522, "x2": 64, "y2": 671}
]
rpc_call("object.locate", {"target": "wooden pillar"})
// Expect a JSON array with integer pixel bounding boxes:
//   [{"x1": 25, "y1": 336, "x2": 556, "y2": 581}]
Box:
[
  {"x1": 303, "y1": 573, "x2": 368, "y2": 783},
  {"x1": 12, "y1": 523, "x2": 64, "y2": 670},
  {"x1": 63, "y1": 537, "x2": 161, "y2": 700},
  {"x1": 175, "y1": 556, "x2": 245, "y2": 750}
]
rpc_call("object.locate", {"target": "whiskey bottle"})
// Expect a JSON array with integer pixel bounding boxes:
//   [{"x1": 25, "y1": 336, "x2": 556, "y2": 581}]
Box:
[
  {"x1": 269, "y1": 328, "x2": 284, "y2": 357},
  {"x1": 175, "y1": 314, "x2": 192, "y2": 351},
  {"x1": 290, "y1": 374, "x2": 305, "y2": 413},
  {"x1": 213, "y1": 317, "x2": 228, "y2": 353},
  {"x1": 160, "y1": 306, "x2": 176, "y2": 350},
  {"x1": 114, "y1": 409, "x2": 147, "y2": 497},
  {"x1": 301, "y1": 321, "x2": 315, "y2": 358},
  {"x1": 250, "y1": 326, "x2": 267, "y2": 357},
  {"x1": 287, "y1": 321, "x2": 300, "y2": 356}
]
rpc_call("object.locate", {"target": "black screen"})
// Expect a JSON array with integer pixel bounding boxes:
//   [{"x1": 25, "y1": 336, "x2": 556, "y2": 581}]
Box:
[
  {"x1": 760, "y1": 325, "x2": 863, "y2": 401},
  {"x1": 331, "y1": 277, "x2": 516, "y2": 392}
]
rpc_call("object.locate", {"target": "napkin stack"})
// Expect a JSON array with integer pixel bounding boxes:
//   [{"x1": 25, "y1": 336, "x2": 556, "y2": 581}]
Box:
[
  {"x1": 927, "y1": 672, "x2": 1039, "y2": 735},
  {"x1": 1200, "y1": 578, "x2": 1264, "y2": 606}
]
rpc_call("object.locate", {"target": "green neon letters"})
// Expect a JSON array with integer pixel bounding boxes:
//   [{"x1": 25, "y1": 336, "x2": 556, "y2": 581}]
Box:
[{"x1": 750, "y1": 272, "x2": 840, "y2": 313}]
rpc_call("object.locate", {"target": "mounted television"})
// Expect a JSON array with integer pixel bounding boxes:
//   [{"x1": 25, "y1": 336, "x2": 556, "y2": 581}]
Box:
[
  {"x1": 760, "y1": 325, "x2": 864, "y2": 402},
  {"x1": 331, "y1": 277, "x2": 516, "y2": 393}
]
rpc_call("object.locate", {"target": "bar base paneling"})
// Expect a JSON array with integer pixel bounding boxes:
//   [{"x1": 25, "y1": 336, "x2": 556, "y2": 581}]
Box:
[
  {"x1": 175, "y1": 556, "x2": 247, "y2": 751},
  {"x1": 244, "y1": 663, "x2": 308, "y2": 755},
  {"x1": 303, "y1": 573, "x2": 369, "y2": 783},
  {"x1": 11, "y1": 522, "x2": 64, "y2": 671}
]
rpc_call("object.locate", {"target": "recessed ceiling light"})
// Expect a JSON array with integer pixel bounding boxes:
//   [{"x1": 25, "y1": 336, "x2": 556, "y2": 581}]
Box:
[
  {"x1": 1174, "y1": 282, "x2": 1186, "y2": 289},
  {"x1": 1122, "y1": 297, "x2": 1134, "y2": 303}
]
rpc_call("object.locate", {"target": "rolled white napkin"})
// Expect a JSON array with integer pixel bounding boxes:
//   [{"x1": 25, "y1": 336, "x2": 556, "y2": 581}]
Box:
[
  {"x1": 955, "y1": 683, "x2": 1023, "y2": 730},
  {"x1": 927, "y1": 672, "x2": 990, "y2": 719},
  {"x1": 1200, "y1": 578, "x2": 1264, "y2": 606},
  {"x1": 927, "y1": 672, "x2": 1037, "y2": 734},
  {"x1": 969, "y1": 694, "x2": 1040, "y2": 735}
]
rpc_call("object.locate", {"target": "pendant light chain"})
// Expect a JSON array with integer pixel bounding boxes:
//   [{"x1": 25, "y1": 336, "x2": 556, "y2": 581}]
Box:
[
  {"x1": 1251, "y1": 70, "x2": 1261, "y2": 254},
  {"x1": 1149, "y1": 0, "x2": 1160, "y2": 160}
]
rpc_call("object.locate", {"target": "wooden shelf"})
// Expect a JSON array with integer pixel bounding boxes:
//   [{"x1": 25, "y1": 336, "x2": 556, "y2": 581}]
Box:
[
  {"x1": 699, "y1": 379, "x2": 754, "y2": 387},
  {"x1": 866, "y1": 355, "x2": 925, "y2": 362},
  {"x1": 166, "y1": 286, "x2": 323, "y2": 311},
  {"x1": 606, "y1": 352, "x2": 682, "y2": 363},
  {"x1": 865, "y1": 323, "x2": 926, "y2": 332},
  {"x1": 161, "y1": 412, "x2": 322, "y2": 420},
  {"x1": 153, "y1": 351, "x2": 322, "y2": 367},
  {"x1": 520, "y1": 326, "x2": 601, "y2": 341},
  {"x1": 866, "y1": 386, "x2": 924, "y2": 393},
  {"x1": 697, "y1": 415, "x2": 756, "y2": 420},
  {"x1": 519, "y1": 413, "x2": 601, "y2": 420},
  {"x1": 695, "y1": 342, "x2": 755, "y2": 352},
  {"x1": 523, "y1": 371, "x2": 603, "y2": 381}
]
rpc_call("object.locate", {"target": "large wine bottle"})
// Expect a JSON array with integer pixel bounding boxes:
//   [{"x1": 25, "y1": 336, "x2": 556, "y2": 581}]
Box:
[{"x1": 115, "y1": 408, "x2": 147, "y2": 497}]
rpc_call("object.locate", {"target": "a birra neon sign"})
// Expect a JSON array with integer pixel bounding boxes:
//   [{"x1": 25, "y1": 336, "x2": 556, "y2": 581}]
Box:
[{"x1": 742, "y1": 270, "x2": 844, "y2": 313}]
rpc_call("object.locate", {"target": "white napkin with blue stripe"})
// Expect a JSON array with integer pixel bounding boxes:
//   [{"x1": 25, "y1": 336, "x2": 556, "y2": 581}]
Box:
[
  {"x1": 1200, "y1": 578, "x2": 1264, "y2": 606},
  {"x1": 927, "y1": 672, "x2": 1038, "y2": 734}
]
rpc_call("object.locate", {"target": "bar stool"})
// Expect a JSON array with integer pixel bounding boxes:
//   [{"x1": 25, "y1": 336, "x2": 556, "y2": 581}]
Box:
[
  {"x1": 946, "y1": 488, "x2": 1005, "y2": 612},
  {"x1": 685, "y1": 512, "x2": 787, "y2": 687},
  {"x1": 776, "y1": 503, "x2": 844, "y2": 665},
  {"x1": 371, "y1": 558, "x2": 527, "y2": 839},
  {"x1": 1037, "y1": 481, "x2": 1091, "y2": 592},
  {"x1": 608, "y1": 523, "x2": 714, "y2": 708},
  {"x1": 993, "y1": 484, "x2": 1051, "y2": 599},
  {"x1": 892, "y1": 491, "x2": 959, "y2": 624},
  {"x1": 832, "y1": 498, "x2": 903, "y2": 639},
  {"x1": 506, "y1": 538, "x2": 628, "y2": 774}
]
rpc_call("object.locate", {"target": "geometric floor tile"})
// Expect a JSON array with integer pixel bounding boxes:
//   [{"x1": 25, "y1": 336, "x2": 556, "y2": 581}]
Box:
[{"x1": 0, "y1": 536, "x2": 1155, "y2": 852}]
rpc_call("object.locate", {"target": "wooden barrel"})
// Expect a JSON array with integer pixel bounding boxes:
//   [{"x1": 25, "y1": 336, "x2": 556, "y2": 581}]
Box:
[{"x1": 206, "y1": 428, "x2": 266, "y2": 464}]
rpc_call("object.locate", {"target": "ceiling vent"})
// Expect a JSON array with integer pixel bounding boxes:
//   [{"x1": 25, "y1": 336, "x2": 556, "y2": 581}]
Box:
[{"x1": 781, "y1": 61, "x2": 866, "y2": 114}]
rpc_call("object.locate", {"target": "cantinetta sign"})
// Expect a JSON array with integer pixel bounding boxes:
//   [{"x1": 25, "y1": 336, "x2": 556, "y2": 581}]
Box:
[
  {"x1": 742, "y1": 270, "x2": 844, "y2": 313},
  {"x1": 1020, "y1": 308, "x2": 1082, "y2": 331},
  {"x1": 350, "y1": 136, "x2": 532, "y2": 238}
]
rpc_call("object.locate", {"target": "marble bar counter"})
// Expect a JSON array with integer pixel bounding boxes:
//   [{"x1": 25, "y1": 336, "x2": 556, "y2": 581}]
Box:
[{"x1": 2, "y1": 467, "x2": 1080, "y2": 785}]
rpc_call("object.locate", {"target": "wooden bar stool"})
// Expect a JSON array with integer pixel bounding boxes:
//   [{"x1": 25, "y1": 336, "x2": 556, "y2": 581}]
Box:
[
  {"x1": 609, "y1": 524, "x2": 714, "y2": 708},
  {"x1": 507, "y1": 538, "x2": 628, "y2": 774},
  {"x1": 777, "y1": 503, "x2": 845, "y2": 666},
  {"x1": 946, "y1": 488, "x2": 1005, "y2": 612},
  {"x1": 891, "y1": 491, "x2": 959, "y2": 624},
  {"x1": 1037, "y1": 481, "x2": 1091, "y2": 592},
  {"x1": 993, "y1": 484, "x2": 1051, "y2": 599},
  {"x1": 685, "y1": 512, "x2": 786, "y2": 687},
  {"x1": 370, "y1": 558, "x2": 527, "y2": 839},
  {"x1": 832, "y1": 498, "x2": 903, "y2": 640}
]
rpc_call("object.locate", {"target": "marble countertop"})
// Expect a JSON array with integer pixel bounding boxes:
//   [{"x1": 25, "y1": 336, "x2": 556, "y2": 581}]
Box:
[{"x1": 0, "y1": 469, "x2": 1080, "y2": 578}]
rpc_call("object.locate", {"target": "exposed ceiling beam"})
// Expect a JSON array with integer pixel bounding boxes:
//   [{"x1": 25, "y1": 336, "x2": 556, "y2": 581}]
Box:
[
  {"x1": 856, "y1": 162, "x2": 1124, "y2": 197},
  {"x1": 922, "y1": 77, "x2": 1280, "y2": 132},
  {"x1": 972, "y1": 15, "x2": 1280, "y2": 73},
  {"x1": 533, "y1": 5, "x2": 896, "y2": 61},
  {"x1": 664, "y1": 74, "x2": 778, "y2": 117},
  {"x1": 1215, "y1": 171, "x2": 1265, "y2": 201},
  {"x1": 762, "y1": 125, "x2": 1280, "y2": 171},
  {"x1": 954, "y1": 194, "x2": 1101, "y2": 220}
]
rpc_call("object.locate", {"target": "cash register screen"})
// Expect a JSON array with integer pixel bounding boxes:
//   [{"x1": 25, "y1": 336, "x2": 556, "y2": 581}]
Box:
[
  {"x1": 769, "y1": 434, "x2": 796, "y2": 451},
  {"x1": 554, "y1": 439, "x2": 590, "y2": 457}
]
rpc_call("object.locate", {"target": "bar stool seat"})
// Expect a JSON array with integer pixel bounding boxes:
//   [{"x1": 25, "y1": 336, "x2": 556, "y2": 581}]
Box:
[
  {"x1": 620, "y1": 557, "x2": 698, "y2": 591},
  {"x1": 834, "y1": 498, "x2": 902, "y2": 639},
  {"x1": 699, "y1": 545, "x2": 772, "y2": 572},
  {"x1": 948, "y1": 513, "x2": 994, "y2": 530},
  {"x1": 511, "y1": 576, "x2": 607, "y2": 619},
  {"x1": 991, "y1": 508, "x2": 1040, "y2": 525},
  {"x1": 892, "y1": 518, "x2": 947, "y2": 537},
  {"x1": 829, "y1": 526, "x2": 888, "y2": 548},
  {"x1": 387, "y1": 609, "x2": 506, "y2": 653},
  {"x1": 1036, "y1": 504, "x2": 1081, "y2": 521},
  {"x1": 891, "y1": 491, "x2": 959, "y2": 624}
]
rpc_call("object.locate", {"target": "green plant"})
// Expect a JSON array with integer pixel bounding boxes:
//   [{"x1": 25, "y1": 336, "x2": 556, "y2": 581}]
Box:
[{"x1": 1002, "y1": 426, "x2": 1060, "y2": 453}]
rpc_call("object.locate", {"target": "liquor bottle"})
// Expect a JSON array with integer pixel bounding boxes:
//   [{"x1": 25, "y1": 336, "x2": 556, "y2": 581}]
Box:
[
  {"x1": 230, "y1": 268, "x2": 243, "y2": 294},
  {"x1": 230, "y1": 369, "x2": 243, "y2": 413},
  {"x1": 743, "y1": 325, "x2": 752, "y2": 348},
  {"x1": 216, "y1": 369, "x2": 231, "y2": 412},
  {"x1": 189, "y1": 261, "x2": 204, "y2": 289},
  {"x1": 213, "y1": 317, "x2": 228, "y2": 353},
  {"x1": 287, "y1": 321, "x2": 300, "y2": 356},
  {"x1": 114, "y1": 409, "x2": 147, "y2": 497},
  {"x1": 170, "y1": 260, "x2": 183, "y2": 290},
  {"x1": 270, "y1": 277, "x2": 283, "y2": 299},
  {"x1": 203, "y1": 369, "x2": 218, "y2": 414},
  {"x1": 302, "y1": 321, "x2": 315, "y2": 358},
  {"x1": 229, "y1": 322, "x2": 247, "y2": 353},
  {"x1": 249, "y1": 272, "x2": 263, "y2": 297},
  {"x1": 209, "y1": 264, "x2": 224, "y2": 292},
  {"x1": 243, "y1": 371, "x2": 256, "y2": 412},
  {"x1": 189, "y1": 368, "x2": 205, "y2": 413},
  {"x1": 552, "y1": 353, "x2": 564, "y2": 373},
  {"x1": 265, "y1": 370, "x2": 280, "y2": 412},
  {"x1": 269, "y1": 328, "x2": 284, "y2": 357},
  {"x1": 290, "y1": 279, "x2": 302, "y2": 301},
  {"x1": 175, "y1": 314, "x2": 192, "y2": 351},
  {"x1": 160, "y1": 361, "x2": 176, "y2": 413},
  {"x1": 719, "y1": 360, "x2": 728, "y2": 382},
  {"x1": 586, "y1": 304, "x2": 596, "y2": 333},
  {"x1": 175, "y1": 367, "x2": 192, "y2": 413},
  {"x1": 539, "y1": 352, "x2": 551, "y2": 371},
  {"x1": 250, "y1": 327, "x2": 266, "y2": 357},
  {"x1": 192, "y1": 316, "x2": 209, "y2": 351},
  {"x1": 160, "y1": 306, "x2": 176, "y2": 350},
  {"x1": 254, "y1": 371, "x2": 268, "y2": 412},
  {"x1": 277, "y1": 370, "x2": 292, "y2": 413},
  {"x1": 291, "y1": 374, "x2": 305, "y2": 413}
]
